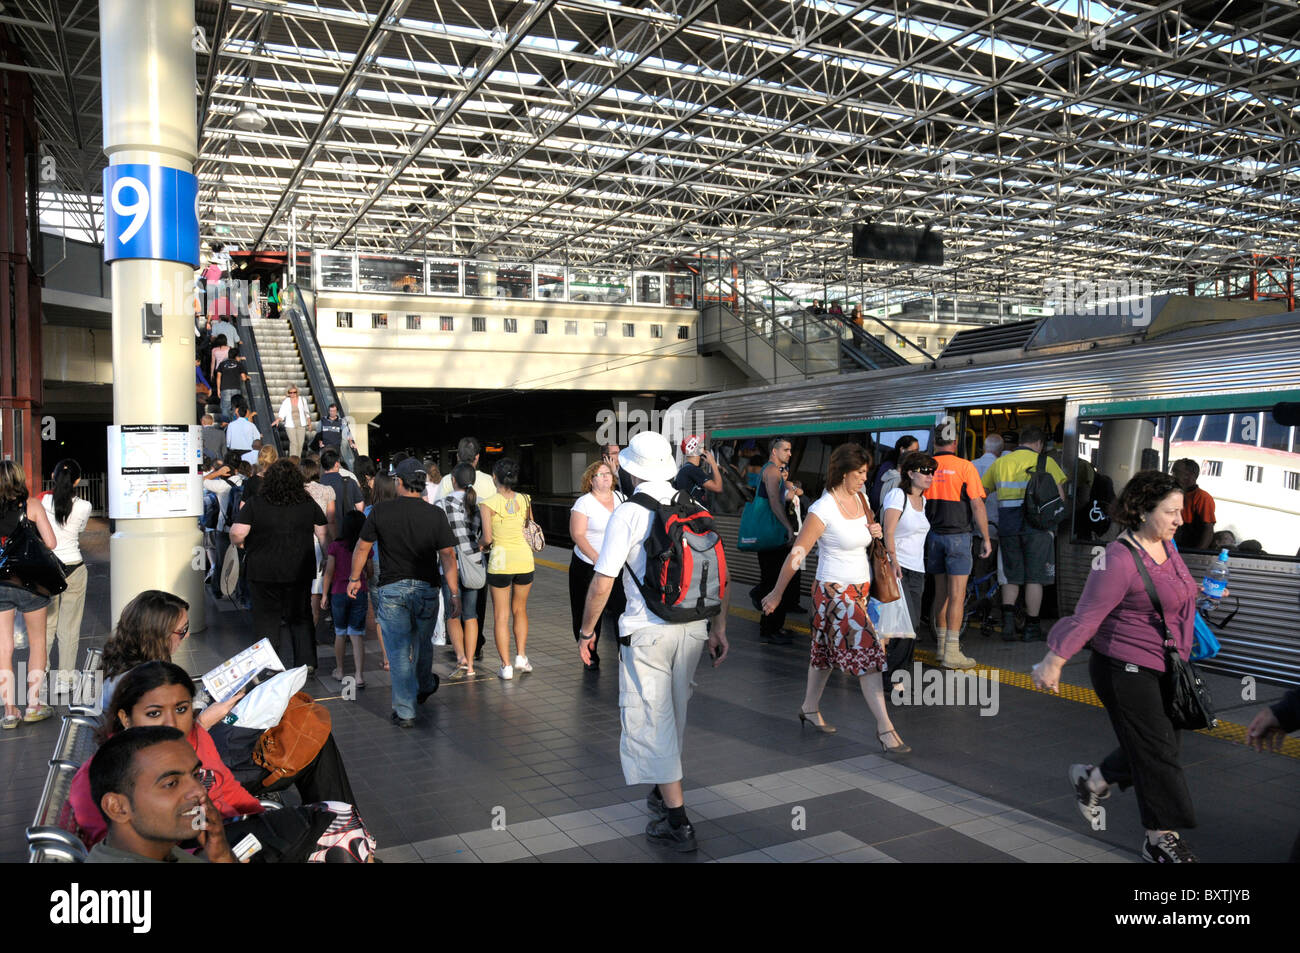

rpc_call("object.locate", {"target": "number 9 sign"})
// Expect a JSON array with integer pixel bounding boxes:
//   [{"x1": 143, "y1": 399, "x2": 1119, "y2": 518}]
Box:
[{"x1": 103, "y1": 164, "x2": 200, "y2": 268}]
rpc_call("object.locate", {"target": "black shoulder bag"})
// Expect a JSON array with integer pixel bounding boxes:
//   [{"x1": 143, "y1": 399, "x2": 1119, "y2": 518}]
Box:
[
  {"x1": 0, "y1": 509, "x2": 68, "y2": 598},
  {"x1": 1117, "y1": 537, "x2": 1217, "y2": 730}
]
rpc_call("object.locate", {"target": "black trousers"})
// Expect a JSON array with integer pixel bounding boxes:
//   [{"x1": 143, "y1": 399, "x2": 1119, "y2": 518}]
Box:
[
  {"x1": 249, "y1": 578, "x2": 316, "y2": 670},
  {"x1": 567, "y1": 552, "x2": 626, "y2": 646},
  {"x1": 881, "y1": 567, "x2": 925, "y2": 678},
  {"x1": 756, "y1": 545, "x2": 791, "y2": 637},
  {"x1": 253, "y1": 733, "x2": 356, "y2": 806},
  {"x1": 1089, "y1": 650, "x2": 1196, "y2": 831}
]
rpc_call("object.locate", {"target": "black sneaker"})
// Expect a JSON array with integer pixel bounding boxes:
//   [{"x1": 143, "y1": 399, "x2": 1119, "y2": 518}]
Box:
[
  {"x1": 1001, "y1": 613, "x2": 1018, "y2": 642},
  {"x1": 417, "y1": 674, "x2": 440, "y2": 705},
  {"x1": 1143, "y1": 832, "x2": 1198, "y2": 863},
  {"x1": 1069, "y1": 764, "x2": 1108, "y2": 829},
  {"x1": 646, "y1": 787, "x2": 668, "y2": 820},
  {"x1": 761, "y1": 630, "x2": 792, "y2": 645},
  {"x1": 391, "y1": 712, "x2": 415, "y2": 729},
  {"x1": 1021, "y1": 620, "x2": 1043, "y2": 642},
  {"x1": 645, "y1": 816, "x2": 697, "y2": 852}
]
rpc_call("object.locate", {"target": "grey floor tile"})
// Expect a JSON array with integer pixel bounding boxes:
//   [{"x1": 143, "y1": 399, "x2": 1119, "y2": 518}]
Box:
[
  {"x1": 761, "y1": 840, "x2": 826, "y2": 863},
  {"x1": 520, "y1": 831, "x2": 579, "y2": 856}
]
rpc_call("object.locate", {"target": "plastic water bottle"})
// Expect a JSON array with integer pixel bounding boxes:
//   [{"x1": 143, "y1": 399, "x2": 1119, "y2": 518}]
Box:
[{"x1": 1201, "y1": 548, "x2": 1230, "y2": 602}]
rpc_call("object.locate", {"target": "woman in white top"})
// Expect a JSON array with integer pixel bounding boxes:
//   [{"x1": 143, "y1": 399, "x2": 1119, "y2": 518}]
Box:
[
  {"x1": 880, "y1": 451, "x2": 937, "y2": 678},
  {"x1": 568, "y1": 461, "x2": 625, "y2": 671},
  {"x1": 273, "y1": 386, "x2": 312, "y2": 456},
  {"x1": 42, "y1": 459, "x2": 93, "y2": 699},
  {"x1": 761, "y1": 443, "x2": 909, "y2": 753}
]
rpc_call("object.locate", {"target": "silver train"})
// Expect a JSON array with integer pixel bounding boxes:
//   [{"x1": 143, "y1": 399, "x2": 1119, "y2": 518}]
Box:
[{"x1": 663, "y1": 297, "x2": 1300, "y2": 686}]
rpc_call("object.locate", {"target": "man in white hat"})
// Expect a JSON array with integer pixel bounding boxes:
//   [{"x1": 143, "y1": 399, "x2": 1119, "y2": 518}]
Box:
[{"x1": 577, "y1": 430, "x2": 729, "y2": 853}]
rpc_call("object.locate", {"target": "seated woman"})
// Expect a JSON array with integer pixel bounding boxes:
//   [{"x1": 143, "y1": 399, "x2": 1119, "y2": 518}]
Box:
[
  {"x1": 70, "y1": 661, "x2": 375, "y2": 862},
  {"x1": 99, "y1": 589, "x2": 356, "y2": 806}
]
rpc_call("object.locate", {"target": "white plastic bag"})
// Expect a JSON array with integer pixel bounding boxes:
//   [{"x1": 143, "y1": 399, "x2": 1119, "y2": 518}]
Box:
[
  {"x1": 872, "y1": 587, "x2": 916, "y2": 639},
  {"x1": 228, "y1": 666, "x2": 308, "y2": 730},
  {"x1": 431, "y1": 585, "x2": 447, "y2": 646}
]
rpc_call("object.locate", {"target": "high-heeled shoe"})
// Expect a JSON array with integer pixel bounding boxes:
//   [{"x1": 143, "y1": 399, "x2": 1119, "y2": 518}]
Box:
[
  {"x1": 799, "y1": 709, "x2": 837, "y2": 733},
  {"x1": 878, "y1": 729, "x2": 911, "y2": 754}
]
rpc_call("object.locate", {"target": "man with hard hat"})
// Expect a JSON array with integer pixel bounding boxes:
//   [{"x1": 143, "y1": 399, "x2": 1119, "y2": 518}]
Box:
[{"x1": 577, "y1": 431, "x2": 729, "y2": 853}]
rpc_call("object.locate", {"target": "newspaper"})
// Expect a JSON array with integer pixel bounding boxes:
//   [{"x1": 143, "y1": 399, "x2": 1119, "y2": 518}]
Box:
[{"x1": 200, "y1": 638, "x2": 285, "y2": 704}]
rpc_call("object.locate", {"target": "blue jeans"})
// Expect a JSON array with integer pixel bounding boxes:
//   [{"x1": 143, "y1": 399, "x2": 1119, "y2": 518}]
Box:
[
  {"x1": 220, "y1": 389, "x2": 240, "y2": 420},
  {"x1": 373, "y1": 579, "x2": 439, "y2": 719}
]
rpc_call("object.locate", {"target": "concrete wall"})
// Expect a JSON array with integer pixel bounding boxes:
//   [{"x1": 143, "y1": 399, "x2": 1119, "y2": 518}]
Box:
[{"x1": 315, "y1": 291, "x2": 752, "y2": 393}]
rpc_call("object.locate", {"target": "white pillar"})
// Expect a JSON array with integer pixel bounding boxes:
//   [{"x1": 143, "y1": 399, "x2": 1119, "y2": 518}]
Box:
[{"x1": 101, "y1": 0, "x2": 207, "y2": 632}]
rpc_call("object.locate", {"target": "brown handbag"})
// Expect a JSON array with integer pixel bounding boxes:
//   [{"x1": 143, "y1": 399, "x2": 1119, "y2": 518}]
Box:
[
  {"x1": 253, "y1": 691, "x2": 332, "y2": 782},
  {"x1": 858, "y1": 493, "x2": 901, "y2": 604}
]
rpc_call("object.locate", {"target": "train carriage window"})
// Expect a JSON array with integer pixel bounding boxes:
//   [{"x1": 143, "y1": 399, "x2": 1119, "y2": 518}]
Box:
[
  {"x1": 1159, "y1": 406, "x2": 1300, "y2": 557},
  {"x1": 1072, "y1": 416, "x2": 1163, "y2": 543}
]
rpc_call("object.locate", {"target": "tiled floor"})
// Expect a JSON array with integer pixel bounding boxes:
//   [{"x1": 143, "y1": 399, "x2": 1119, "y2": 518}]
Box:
[{"x1": 4, "y1": 536, "x2": 1298, "y2": 863}]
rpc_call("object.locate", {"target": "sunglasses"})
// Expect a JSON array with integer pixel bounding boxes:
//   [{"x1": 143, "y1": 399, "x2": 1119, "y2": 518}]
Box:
[{"x1": 912, "y1": 467, "x2": 937, "y2": 476}]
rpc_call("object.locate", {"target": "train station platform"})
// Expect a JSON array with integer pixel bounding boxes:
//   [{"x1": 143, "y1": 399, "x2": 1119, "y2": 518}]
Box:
[{"x1": 3, "y1": 532, "x2": 1297, "y2": 865}]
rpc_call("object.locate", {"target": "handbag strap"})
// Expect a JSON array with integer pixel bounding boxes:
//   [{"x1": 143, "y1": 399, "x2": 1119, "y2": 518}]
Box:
[{"x1": 1117, "y1": 536, "x2": 1178, "y2": 656}]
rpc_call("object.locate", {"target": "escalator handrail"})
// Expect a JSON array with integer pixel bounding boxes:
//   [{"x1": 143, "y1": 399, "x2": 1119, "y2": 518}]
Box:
[{"x1": 282, "y1": 283, "x2": 343, "y2": 426}]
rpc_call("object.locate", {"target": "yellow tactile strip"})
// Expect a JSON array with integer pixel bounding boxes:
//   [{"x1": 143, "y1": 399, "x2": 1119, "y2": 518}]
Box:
[{"x1": 539, "y1": 557, "x2": 1300, "y2": 760}]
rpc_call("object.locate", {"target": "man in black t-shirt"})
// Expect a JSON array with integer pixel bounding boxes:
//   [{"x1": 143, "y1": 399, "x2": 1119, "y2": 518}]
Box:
[
  {"x1": 349, "y1": 459, "x2": 458, "y2": 727},
  {"x1": 214, "y1": 348, "x2": 246, "y2": 422},
  {"x1": 673, "y1": 435, "x2": 723, "y2": 504}
]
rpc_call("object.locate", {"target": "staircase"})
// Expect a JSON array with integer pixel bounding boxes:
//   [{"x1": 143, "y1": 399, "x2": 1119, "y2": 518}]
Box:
[{"x1": 248, "y1": 313, "x2": 317, "y2": 452}]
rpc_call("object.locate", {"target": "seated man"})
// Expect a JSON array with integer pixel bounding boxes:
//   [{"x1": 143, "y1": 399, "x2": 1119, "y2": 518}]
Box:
[{"x1": 86, "y1": 726, "x2": 236, "y2": 863}]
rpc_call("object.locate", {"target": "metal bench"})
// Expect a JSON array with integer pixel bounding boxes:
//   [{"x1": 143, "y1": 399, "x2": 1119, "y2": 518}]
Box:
[{"x1": 27, "y1": 646, "x2": 105, "y2": 863}]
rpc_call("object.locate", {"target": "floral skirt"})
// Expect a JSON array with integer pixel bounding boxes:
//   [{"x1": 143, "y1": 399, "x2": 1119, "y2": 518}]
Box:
[{"x1": 809, "y1": 580, "x2": 885, "y2": 676}]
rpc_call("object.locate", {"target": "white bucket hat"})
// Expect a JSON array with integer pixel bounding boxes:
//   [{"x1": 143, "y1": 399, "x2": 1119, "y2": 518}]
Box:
[{"x1": 619, "y1": 431, "x2": 678, "y2": 483}]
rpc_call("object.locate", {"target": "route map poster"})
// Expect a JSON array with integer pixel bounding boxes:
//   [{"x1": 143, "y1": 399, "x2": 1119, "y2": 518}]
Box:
[{"x1": 107, "y1": 424, "x2": 203, "y2": 519}]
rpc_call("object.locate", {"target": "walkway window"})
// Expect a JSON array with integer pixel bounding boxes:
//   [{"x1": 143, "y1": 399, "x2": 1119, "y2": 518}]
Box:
[
  {"x1": 359, "y1": 255, "x2": 424, "y2": 294},
  {"x1": 439, "y1": 315, "x2": 454, "y2": 331},
  {"x1": 405, "y1": 314, "x2": 421, "y2": 330},
  {"x1": 677, "y1": 325, "x2": 689, "y2": 340},
  {"x1": 336, "y1": 311, "x2": 353, "y2": 329},
  {"x1": 916, "y1": 336, "x2": 927, "y2": 349},
  {"x1": 428, "y1": 259, "x2": 461, "y2": 295},
  {"x1": 593, "y1": 321, "x2": 607, "y2": 337},
  {"x1": 534, "y1": 319, "x2": 548, "y2": 335},
  {"x1": 472, "y1": 316, "x2": 486, "y2": 333},
  {"x1": 565, "y1": 320, "x2": 578, "y2": 335},
  {"x1": 371, "y1": 312, "x2": 388, "y2": 329},
  {"x1": 504, "y1": 318, "x2": 518, "y2": 334}
]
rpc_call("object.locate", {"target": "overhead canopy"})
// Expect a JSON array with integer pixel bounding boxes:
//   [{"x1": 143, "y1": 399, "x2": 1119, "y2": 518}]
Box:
[{"x1": 10, "y1": 0, "x2": 1300, "y2": 308}]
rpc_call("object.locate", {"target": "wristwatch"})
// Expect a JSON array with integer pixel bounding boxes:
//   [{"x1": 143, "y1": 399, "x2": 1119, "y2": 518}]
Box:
[{"x1": 348, "y1": 576, "x2": 360, "y2": 582}]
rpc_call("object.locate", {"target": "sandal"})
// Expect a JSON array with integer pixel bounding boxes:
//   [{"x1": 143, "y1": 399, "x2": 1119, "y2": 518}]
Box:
[
  {"x1": 1, "y1": 712, "x2": 19, "y2": 730},
  {"x1": 355, "y1": 677, "x2": 366, "y2": 689},
  {"x1": 448, "y1": 664, "x2": 468, "y2": 680},
  {"x1": 332, "y1": 668, "x2": 344, "y2": 680},
  {"x1": 23, "y1": 704, "x2": 54, "y2": 724},
  {"x1": 877, "y1": 729, "x2": 912, "y2": 755}
]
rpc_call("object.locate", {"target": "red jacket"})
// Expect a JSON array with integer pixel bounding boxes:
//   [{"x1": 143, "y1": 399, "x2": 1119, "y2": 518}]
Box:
[{"x1": 69, "y1": 725, "x2": 264, "y2": 847}]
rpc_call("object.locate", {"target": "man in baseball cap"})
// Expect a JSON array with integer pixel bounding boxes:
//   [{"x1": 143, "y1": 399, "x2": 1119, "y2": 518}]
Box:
[
  {"x1": 576, "y1": 431, "x2": 729, "y2": 852},
  {"x1": 674, "y1": 435, "x2": 724, "y2": 504}
]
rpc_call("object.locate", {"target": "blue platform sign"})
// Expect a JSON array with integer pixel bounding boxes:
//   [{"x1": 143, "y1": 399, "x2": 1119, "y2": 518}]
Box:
[{"x1": 102, "y1": 164, "x2": 200, "y2": 268}]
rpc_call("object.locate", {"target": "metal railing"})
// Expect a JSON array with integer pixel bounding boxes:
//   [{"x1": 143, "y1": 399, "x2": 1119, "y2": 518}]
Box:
[{"x1": 41, "y1": 474, "x2": 106, "y2": 517}]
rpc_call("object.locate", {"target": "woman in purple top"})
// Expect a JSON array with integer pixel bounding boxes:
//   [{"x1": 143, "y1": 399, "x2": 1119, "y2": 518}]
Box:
[{"x1": 1032, "y1": 471, "x2": 1202, "y2": 863}]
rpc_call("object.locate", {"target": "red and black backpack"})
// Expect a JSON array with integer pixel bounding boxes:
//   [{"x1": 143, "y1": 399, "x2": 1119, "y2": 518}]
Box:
[{"x1": 626, "y1": 491, "x2": 728, "y2": 623}]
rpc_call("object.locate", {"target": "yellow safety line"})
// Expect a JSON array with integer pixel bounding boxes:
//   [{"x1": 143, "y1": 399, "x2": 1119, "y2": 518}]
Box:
[{"x1": 536, "y1": 556, "x2": 1300, "y2": 759}]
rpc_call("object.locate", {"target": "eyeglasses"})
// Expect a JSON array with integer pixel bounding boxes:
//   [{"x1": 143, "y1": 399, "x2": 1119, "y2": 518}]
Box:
[
  {"x1": 912, "y1": 467, "x2": 937, "y2": 475},
  {"x1": 173, "y1": 623, "x2": 190, "y2": 639}
]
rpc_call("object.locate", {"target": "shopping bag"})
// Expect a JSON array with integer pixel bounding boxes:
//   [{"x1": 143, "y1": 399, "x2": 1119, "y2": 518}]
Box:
[
  {"x1": 870, "y1": 588, "x2": 916, "y2": 639},
  {"x1": 1191, "y1": 611, "x2": 1222, "y2": 661},
  {"x1": 228, "y1": 667, "x2": 309, "y2": 731}
]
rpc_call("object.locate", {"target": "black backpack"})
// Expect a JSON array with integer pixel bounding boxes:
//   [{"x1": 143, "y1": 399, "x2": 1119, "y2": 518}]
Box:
[
  {"x1": 200, "y1": 489, "x2": 220, "y2": 531},
  {"x1": 223, "y1": 479, "x2": 244, "y2": 529},
  {"x1": 1023, "y1": 451, "x2": 1067, "y2": 530},
  {"x1": 626, "y1": 491, "x2": 727, "y2": 623}
]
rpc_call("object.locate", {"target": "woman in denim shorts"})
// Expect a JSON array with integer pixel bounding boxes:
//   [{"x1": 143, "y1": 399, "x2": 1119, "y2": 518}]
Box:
[{"x1": 0, "y1": 460, "x2": 61, "y2": 729}]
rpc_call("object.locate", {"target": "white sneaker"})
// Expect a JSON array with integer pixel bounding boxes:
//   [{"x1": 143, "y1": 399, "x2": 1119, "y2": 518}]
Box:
[
  {"x1": 514, "y1": 655, "x2": 532, "y2": 673},
  {"x1": 498, "y1": 665, "x2": 514, "y2": 680}
]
